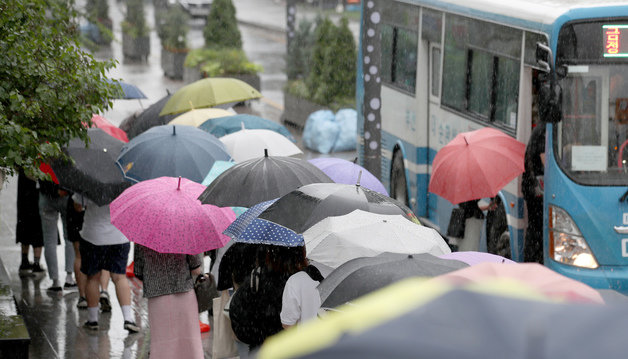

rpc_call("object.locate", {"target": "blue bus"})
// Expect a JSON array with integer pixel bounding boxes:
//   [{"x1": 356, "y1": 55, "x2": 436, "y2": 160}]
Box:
[{"x1": 357, "y1": 0, "x2": 628, "y2": 292}]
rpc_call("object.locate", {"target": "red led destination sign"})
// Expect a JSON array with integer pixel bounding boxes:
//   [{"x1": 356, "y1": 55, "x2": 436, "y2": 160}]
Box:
[{"x1": 603, "y1": 25, "x2": 628, "y2": 58}]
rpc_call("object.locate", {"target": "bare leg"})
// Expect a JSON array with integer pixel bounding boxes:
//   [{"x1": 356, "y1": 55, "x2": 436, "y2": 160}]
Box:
[
  {"x1": 86, "y1": 271, "x2": 102, "y2": 308},
  {"x1": 110, "y1": 272, "x2": 131, "y2": 306},
  {"x1": 99, "y1": 270, "x2": 111, "y2": 293},
  {"x1": 73, "y1": 241, "x2": 86, "y2": 298}
]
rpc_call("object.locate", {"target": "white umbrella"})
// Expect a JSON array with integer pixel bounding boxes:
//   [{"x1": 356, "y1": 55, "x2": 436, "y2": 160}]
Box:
[
  {"x1": 219, "y1": 128, "x2": 303, "y2": 162},
  {"x1": 168, "y1": 108, "x2": 235, "y2": 127},
  {"x1": 303, "y1": 210, "x2": 450, "y2": 269}
]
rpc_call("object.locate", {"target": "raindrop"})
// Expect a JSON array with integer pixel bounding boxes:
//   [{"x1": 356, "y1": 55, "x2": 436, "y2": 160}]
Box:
[
  {"x1": 367, "y1": 113, "x2": 375, "y2": 121},
  {"x1": 367, "y1": 28, "x2": 375, "y2": 37},
  {"x1": 370, "y1": 97, "x2": 380, "y2": 110},
  {"x1": 364, "y1": 56, "x2": 370, "y2": 64},
  {"x1": 369, "y1": 141, "x2": 378, "y2": 150},
  {"x1": 365, "y1": 131, "x2": 371, "y2": 139},
  {"x1": 367, "y1": 45, "x2": 374, "y2": 53},
  {"x1": 369, "y1": 66, "x2": 378, "y2": 75},
  {"x1": 371, "y1": 12, "x2": 381, "y2": 24}
]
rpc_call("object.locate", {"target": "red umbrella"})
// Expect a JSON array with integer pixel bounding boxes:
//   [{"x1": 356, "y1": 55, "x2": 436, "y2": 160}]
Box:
[
  {"x1": 428, "y1": 127, "x2": 525, "y2": 204},
  {"x1": 89, "y1": 114, "x2": 129, "y2": 142}
]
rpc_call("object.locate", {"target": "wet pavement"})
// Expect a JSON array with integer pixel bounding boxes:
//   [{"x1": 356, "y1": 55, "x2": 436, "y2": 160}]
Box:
[{"x1": 0, "y1": 0, "x2": 357, "y2": 357}]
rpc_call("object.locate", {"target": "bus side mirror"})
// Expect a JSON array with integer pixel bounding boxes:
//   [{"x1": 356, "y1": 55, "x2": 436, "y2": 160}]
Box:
[{"x1": 536, "y1": 42, "x2": 552, "y2": 73}]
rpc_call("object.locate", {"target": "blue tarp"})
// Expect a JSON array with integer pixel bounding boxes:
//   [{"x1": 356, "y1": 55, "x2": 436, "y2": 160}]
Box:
[{"x1": 302, "y1": 109, "x2": 357, "y2": 154}]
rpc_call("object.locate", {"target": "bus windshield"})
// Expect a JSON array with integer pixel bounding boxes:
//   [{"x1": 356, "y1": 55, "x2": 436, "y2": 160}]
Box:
[{"x1": 555, "y1": 65, "x2": 628, "y2": 185}]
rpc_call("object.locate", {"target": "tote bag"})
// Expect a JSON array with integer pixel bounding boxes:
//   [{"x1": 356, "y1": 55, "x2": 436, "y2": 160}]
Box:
[{"x1": 212, "y1": 290, "x2": 238, "y2": 359}]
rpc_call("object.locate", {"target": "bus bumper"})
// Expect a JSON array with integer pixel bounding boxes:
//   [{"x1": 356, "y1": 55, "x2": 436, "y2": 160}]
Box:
[{"x1": 547, "y1": 260, "x2": 628, "y2": 295}]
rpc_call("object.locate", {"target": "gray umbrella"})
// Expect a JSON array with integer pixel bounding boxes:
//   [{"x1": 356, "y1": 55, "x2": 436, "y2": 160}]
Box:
[{"x1": 318, "y1": 253, "x2": 468, "y2": 308}]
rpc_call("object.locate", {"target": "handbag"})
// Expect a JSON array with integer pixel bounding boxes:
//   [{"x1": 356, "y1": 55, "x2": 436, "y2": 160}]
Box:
[
  {"x1": 446, "y1": 207, "x2": 466, "y2": 238},
  {"x1": 194, "y1": 273, "x2": 218, "y2": 313},
  {"x1": 212, "y1": 290, "x2": 238, "y2": 359}
]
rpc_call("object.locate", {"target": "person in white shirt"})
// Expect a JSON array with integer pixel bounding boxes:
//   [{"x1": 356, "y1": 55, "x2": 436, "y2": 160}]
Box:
[{"x1": 280, "y1": 246, "x2": 324, "y2": 329}]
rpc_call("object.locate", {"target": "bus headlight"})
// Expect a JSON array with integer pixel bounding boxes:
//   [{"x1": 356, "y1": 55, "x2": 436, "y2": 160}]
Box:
[{"x1": 548, "y1": 205, "x2": 598, "y2": 269}]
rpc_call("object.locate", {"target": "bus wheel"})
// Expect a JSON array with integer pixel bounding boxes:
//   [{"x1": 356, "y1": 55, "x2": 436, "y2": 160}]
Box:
[
  {"x1": 390, "y1": 151, "x2": 409, "y2": 207},
  {"x1": 487, "y1": 200, "x2": 511, "y2": 259}
]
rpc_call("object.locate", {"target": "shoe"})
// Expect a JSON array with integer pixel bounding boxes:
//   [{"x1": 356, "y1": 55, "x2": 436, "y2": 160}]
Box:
[
  {"x1": 99, "y1": 291, "x2": 111, "y2": 312},
  {"x1": 31, "y1": 263, "x2": 45, "y2": 275},
  {"x1": 18, "y1": 262, "x2": 32, "y2": 277},
  {"x1": 124, "y1": 320, "x2": 140, "y2": 333},
  {"x1": 64, "y1": 282, "x2": 78, "y2": 290},
  {"x1": 77, "y1": 297, "x2": 88, "y2": 309},
  {"x1": 47, "y1": 285, "x2": 62, "y2": 292},
  {"x1": 83, "y1": 321, "x2": 98, "y2": 331}
]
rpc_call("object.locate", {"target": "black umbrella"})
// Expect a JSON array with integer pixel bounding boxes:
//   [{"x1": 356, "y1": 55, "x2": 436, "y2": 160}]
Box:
[
  {"x1": 197, "y1": 151, "x2": 333, "y2": 207},
  {"x1": 318, "y1": 253, "x2": 468, "y2": 308},
  {"x1": 119, "y1": 94, "x2": 177, "y2": 139},
  {"x1": 51, "y1": 128, "x2": 131, "y2": 206},
  {"x1": 255, "y1": 182, "x2": 419, "y2": 234}
]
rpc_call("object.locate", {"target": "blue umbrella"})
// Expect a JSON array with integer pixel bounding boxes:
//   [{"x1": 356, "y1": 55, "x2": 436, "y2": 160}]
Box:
[
  {"x1": 223, "y1": 199, "x2": 277, "y2": 240},
  {"x1": 235, "y1": 217, "x2": 304, "y2": 247},
  {"x1": 198, "y1": 114, "x2": 296, "y2": 142},
  {"x1": 116, "y1": 124, "x2": 231, "y2": 183},
  {"x1": 201, "y1": 160, "x2": 236, "y2": 186},
  {"x1": 106, "y1": 78, "x2": 148, "y2": 99}
]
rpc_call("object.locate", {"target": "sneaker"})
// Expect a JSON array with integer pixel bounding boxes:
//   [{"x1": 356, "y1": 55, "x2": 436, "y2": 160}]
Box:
[
  {"x1": 47, "y1": 285, "x2": 62, "y2": 292},
  {"x1": 124, "y1": 320, "x2": 140, "y2": 333},
  {"x1": 99, "y1": 291, "x2": 111, "y2": 312},
  {"x1": 83, "y1": 321, "x2": 98, "y2": 331},
  {"x1": 31, "y1": 263, "x2": 45, "y2": 275},
  {"x1": 77, "y1": 297, "x2": 88, "y2": 309},
  {"x1": 18, "y1": 263, "x2": 32, "y2": 277},
  {"x1": 63, "y1": 282, "x2": 78, "y2": 290}
]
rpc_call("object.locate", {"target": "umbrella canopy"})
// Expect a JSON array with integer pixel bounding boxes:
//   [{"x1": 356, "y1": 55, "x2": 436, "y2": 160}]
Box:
[
  {"x1": 168, "y1": 108, "x2": 234, "y2": 127},
  {"x1": 223, "y1": 199, "x2": 277, "y2": 240},
  {"x1": 159, "y1": 77, "x2": 262, "y2": 116},
  {"x1": 110, "y1": 176, "x2": 235, "y2": 254},
  {"x1": 258, "y1": 278, "x2": 627, "y2": 359},
  {"x1": 220, "y1": 129, "x2": 303, "y2": 162},
  {"x1": 116, "y1": 124, "x2": 231, "y2": 183},
  {"x1": 199, "y1": 114, "x2": 296, "y2": 142},
  {"x1": 304, "y1": 210, "x2": 451, "y2": 269},
  {"x1": 254, "y1": 182, "x2": 420, "y2": 235},
  {"x1": 438, "y1": 251, "x2": 515, "y2": 266},
  {"x1": 309, "y1": 157, "x2": 388, "y2": 195},
  {"x1": 318, "y1": 253, "x2": 468, "y2": 308},
  {"x1": 50, "y1": 128, "x2": 131, "y2": 206},
  {"x1": 201, "y1": 160, "x2": 235, "y2": 186},
  {"x1": 434, "y1": 262, "x2": 605, "y2": 304},
  {"x1": 120, "y1": 94, "x2": 178, "y2": 140},
  {"x1": 106, "y1": 78, "x2": 148, "y2": 99},
  {"x1": 198, "y1": 154, "x2": 332, "y2": 207},
  {"x1": 428, "y1": 127, "x2": 525, "y2": 204},
  {"x1": 90, "y1": 114, "x2": 129, "y2": 142}
]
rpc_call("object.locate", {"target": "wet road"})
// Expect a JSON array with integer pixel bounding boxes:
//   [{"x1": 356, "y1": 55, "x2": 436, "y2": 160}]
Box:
[{"x1": 0, "y1": 0, "x2": 355, "y2": 358}]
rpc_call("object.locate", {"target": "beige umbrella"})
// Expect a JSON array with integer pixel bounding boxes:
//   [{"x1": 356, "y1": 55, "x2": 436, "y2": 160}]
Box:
[{"x1": 168, "y1": 108, "x2": 235, "y2": 127}]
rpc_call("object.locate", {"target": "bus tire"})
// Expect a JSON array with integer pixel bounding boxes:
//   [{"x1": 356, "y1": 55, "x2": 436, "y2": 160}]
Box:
[
  {"x1": 486, "y1": 199, "x2": 511, "y2": 259},
  {"x1": 390, "y1": 151, "x2": 409, "y2": 207}
]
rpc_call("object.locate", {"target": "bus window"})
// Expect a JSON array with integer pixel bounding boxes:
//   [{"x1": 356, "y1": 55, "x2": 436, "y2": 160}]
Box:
[
  {"x1": 431, "y1": 47, "x2": 441, "y2": 98},
  {"x1": 494, "y1": 57, "x2": 519, "y2": 128},
  {"x1": 380, "y1": 24, "x2": 418, "y2": 93},
  {"x1": 468, "y1": 50, "x2": 492, "y2": 118}
]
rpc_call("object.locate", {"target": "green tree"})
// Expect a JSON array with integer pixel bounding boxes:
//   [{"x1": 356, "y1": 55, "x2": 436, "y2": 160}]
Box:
[
  {"x1": 324, "y1": 17, "x2": 356, "y2": 101},
  {"x1": 0, "y1": 0, "x2": 118, "y2": 177},
  {"x1": 286, "y1": 19, "x2": 315, "y2": 81},
  {"x1": 122, "y1": 0, "x2": 149, "y2": 38},
  {"x1": 203, "y1": 0, "x2": 242, "y2": 49},
  {"x1": 306, "y1": 17, "x2": 334, "y2": 101},
  {"x1": 159, "y1": 5, "x2": 189, "y2": 50}
]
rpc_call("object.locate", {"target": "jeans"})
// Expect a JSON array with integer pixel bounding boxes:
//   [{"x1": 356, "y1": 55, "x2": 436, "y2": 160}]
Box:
[{"x1": 39, "y1": 194, "x2": 74, "y2": 282}]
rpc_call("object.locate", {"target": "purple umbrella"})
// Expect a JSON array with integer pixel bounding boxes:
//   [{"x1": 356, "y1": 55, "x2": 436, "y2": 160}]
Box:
[
  {"x1": 438, "y1": 251, "x2": 515, "y2": 266},
  {"x1": 309, "y1": 157, "x2": 388, "y2": 195}
]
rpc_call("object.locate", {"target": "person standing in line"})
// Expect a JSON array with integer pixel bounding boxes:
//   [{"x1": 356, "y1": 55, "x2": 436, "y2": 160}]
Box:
[
  {"x1": 280, "y1": 246, "x2": 324, "y2": 329},
  {"x1": 16, "y1": 169, "x2": 45, "y2": 277},
  {"x1": 66, "y1": 196, "x2": 88, "y2": 307},
  {"x1": 38, "y1": 179, "x2": 76, "y2": 291},
  {"x1": 522, "y1": 123, "x2": 547, "y2": 264},
  {"x1": 73, "y1": 194, "x2": 139, "y2": 333},
  {"x1": 456, "y1": 198, "x2": 497, "y2": 252},
  {"x1": 133, "y1": 244, "x2": 204, "y2": 358}
]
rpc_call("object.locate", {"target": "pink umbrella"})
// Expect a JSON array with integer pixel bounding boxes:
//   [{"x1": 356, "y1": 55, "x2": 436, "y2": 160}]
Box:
[
  {"x1": 110, "y1": 176, "x2": 235, "y2": 255},
  {"x1": 428, "y1": 127, "x2": 525, "y2": 204},
  {"x1": 434, "y1": 262, "x2": 605, "y2": 304},
  {"x1": 89, "y1": 114, "x2": 129, "y2": 143}
]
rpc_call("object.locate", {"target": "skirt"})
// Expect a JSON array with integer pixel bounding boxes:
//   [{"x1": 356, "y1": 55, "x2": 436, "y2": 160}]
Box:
[{"x1": 148, "y1": 290, "x2": 203, "y2": 359}]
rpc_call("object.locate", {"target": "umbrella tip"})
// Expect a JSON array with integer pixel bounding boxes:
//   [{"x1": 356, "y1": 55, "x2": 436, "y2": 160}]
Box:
[
  {"x1": 173, "y1": 125, "x2": 176, "y2": 136},
  {"x1": 356, "y1": 170, "x2": 362, "y2": 187},
  {"x1": 464, "y1": 136, "x2": 468, "y2": 145},
  {"x1": 177, "y1": 176, "x2": 182, "y2": 190},
  {"x1": 264, "y1": 148, "x2": 268, "y2": 157},
  {"x1": 353, "y1": 157, "x2": 358, "y2": 164},
  {"x1": 408, "y1": 254, "x2": 413, "y2": 259},
  {"x1": 241, "y1": 121, "x2": 245, "y2": 130}
]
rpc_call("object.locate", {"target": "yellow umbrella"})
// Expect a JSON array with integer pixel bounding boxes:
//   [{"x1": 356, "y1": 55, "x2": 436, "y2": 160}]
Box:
[
  {"x1": 159, "y1": 77, "x2": 262, "y2": 116},
  {"x1": 168, "y1": 108, "x2": 234, "y2": 127},
  {"x1": 257, "y1": 277, "x2": 551, "y2": 359}
]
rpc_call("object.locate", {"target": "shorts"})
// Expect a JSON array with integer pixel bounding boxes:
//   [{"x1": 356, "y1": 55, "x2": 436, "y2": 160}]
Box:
[{"x1": 80, "y1": 239, "x2": 130, "y2": 276}]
